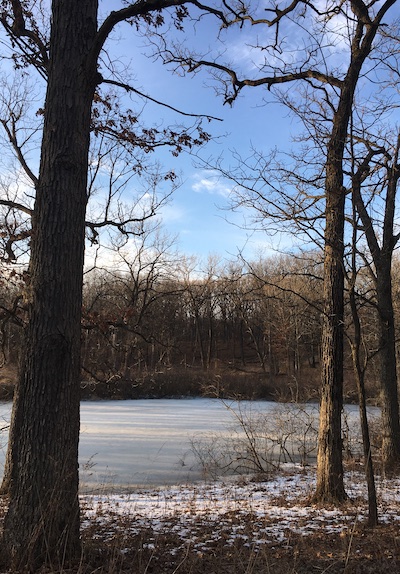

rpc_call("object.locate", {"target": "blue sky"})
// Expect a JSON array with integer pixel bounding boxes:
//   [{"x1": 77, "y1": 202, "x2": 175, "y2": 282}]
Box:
[
  {"x1": 104, "y1": 12, "x2": 301, "y2": 262},
  {"x1": 0, "y1": 2, "x2": 304, "y2": 273},
  {"x1": 108, "y1": 0, "x2": 400, "y2": 267},
  {"x1": 1, "y1": 2, "x2": 398, "y2": 269}
]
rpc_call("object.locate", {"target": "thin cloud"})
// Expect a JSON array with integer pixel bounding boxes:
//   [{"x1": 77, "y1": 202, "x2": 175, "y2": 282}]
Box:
[
  {"x1": 192, "y1": 171, "x2": 232, "y2": 197},
  {"x1": 221, "y1": 2, "x2": 353, "y2": 78},
  {"x1": 160, "y1": 203, "x2": 187, "y2": 224}
]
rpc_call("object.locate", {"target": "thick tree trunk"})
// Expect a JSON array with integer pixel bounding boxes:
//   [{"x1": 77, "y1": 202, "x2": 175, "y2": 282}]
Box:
[
  {"x1": 314, "y1": 182, "x2": 347, "y2": 503},
  {"x1": 313, "y1": 11, "x2": 385, "y2": 501},
  {"x1": 376, "y1": 266, "x2": 400, "y2": 472},
  {"x1": 314, "y1": 73, "x2": 354, "y2": 504},
  {"x1": 2, "y1": 1, "x2": 97, "y2": 569}
]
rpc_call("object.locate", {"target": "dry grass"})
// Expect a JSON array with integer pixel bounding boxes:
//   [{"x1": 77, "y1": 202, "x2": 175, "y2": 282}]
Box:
[
  {"x1": 76, "y1": 516, "x2": 400, "y2": 574},
  {"x1": 77, "y1": 509, "x2": 400, "y2": 573},
  {"x1": 1, "y1": 470, "x2": 400, "y2": 574}
]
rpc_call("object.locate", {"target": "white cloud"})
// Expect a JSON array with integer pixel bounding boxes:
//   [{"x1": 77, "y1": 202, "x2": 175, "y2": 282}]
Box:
[
  {"x1": 220, "y1": 1, "x2": 353, "y2": 79},
  {"x1": 159, "y1": 203, "x2": 187, "y2": 224},
  {"x1": 191, "y1": 171, "x2": 232, "y2": 197}
]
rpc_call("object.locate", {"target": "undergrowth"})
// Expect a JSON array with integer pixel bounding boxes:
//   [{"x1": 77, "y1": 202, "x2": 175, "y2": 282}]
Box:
[{"x1": 1, "y1": 469, "x2": 400, "y2": 573}]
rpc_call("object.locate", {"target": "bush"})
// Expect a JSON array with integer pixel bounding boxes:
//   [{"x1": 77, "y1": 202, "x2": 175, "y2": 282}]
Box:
[
  {"x1": 190, "y1": 401, "x2": 381, "y2": 480},
  {"x1": 190, "y1": 401, "x2": 320, "y2": 479}
]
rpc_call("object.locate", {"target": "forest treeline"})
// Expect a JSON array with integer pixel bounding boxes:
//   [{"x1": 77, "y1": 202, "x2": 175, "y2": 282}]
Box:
[
  {"x1": 2, "y1": 0, "x2": 400, "y2": 567},
  {"x1": 1, "y1": 250, "x2": 395, "y2": 401}
]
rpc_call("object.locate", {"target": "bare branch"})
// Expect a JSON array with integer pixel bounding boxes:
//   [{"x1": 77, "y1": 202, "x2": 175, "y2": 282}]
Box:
[
  {"x1": 0, "y1": 198, "x2": 32, "y2": 216},
  {"x1": 0, "y1": 0, "x2": 49, "y2": 76},
  {"x1": 90, "y1": 0, "x2": 228, "y2": 72},
  {"x1": 100, "y1": 77, "x2": 222, "y2": 121},
  {"x1": 185, "y1": 59, "x2": 343, "y2": 104},
  {"x1": 0, "y1": 118, "x2": 38, "y2": 186}
]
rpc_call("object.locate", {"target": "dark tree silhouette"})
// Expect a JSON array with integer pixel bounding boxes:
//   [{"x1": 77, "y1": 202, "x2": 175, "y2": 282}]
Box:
[
  {"x1": 158, "y1": 0, "x2": 398, "y2": 501},
  {"x1": 0, "y1": 0, "x2": 227, "y2": 569}
]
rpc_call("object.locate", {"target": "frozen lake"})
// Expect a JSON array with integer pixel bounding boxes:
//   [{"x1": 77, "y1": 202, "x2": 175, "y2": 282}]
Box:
[
  {"x1": 0, "y1": 399, "x2": 275, "y2": 491},
  {"x1": 78, "y1": 398, "x2": 242, "y2": 490},
  {"x1": 0, "y1": 398, "x2": 376, "y2": 492}
]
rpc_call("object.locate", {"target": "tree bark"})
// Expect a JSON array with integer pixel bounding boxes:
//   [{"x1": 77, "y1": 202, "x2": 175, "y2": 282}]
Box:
[
  {"x1": 314, "y1": 79, "x2": 353, "y2": 502},
  {"x1": 313, "y1": 5, "x2": 393, "y2": 501},
  {"x1": 2, "y1": 1, "x2": 98, "y2": 569},
  {"x1": 315, "y1": 170, "x2": 347, "y2": 502},
  {"x1": 314, "y1": 57, "x2": 369, "y2": 503},
  {"x1": 348, "y1": 205, "x2": 378, "y2": 526},
  {"x1": 376, "y1": 263, "x2": 400, "y2": 471},
  {"x1": 352, "y1": 137, "x2": 400, "y2": 472}
]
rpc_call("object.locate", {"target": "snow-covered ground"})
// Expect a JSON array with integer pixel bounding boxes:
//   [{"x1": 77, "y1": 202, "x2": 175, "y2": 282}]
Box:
[
  {"x1": 0, "y1": 398, "x2": 398, "y2": 568},
  {"x1": 81, "y1": 467, "x2": 400, "y2": 551}
]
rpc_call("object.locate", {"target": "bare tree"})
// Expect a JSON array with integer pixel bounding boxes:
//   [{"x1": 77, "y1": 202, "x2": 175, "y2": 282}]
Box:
[
  {"x1": 0, "y1": 1, "x2": 229, "y2": 569},
  {"x1": 156, "y1": 0, "x2": 398, "y2": 501},
  {"x1": 346, "y1": 197, "x2": 378, "y2": 526},
  {"x1": 82, "y1": 220, "x2": 184, "y2": 378},
  {"x1": 349, "y1": 125, "x2": 400, "y2": 471}
]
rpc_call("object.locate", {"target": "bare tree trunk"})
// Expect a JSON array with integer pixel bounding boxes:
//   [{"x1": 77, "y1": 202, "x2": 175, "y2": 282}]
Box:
[
  {"x1": 314, "y1": 76, "x2": 354, "y2": 503},
  {"x1": 351, "y1": 337, "x2": 378, "y2": 527},
  {"x1": 348, "y1": 204, "x2": 378, "y2": 526},
  {"x1": 315, "y1": 181, "x2": 346, "y2": 502},
  {"x1": 376, "y1": 269, "x2": 400, "y2": 472},
  {"x1": 2, "y1": 1, "x2": 97, "y2": 568},
  {"x1": 314, "y1": 12, "x2": 385, "y2": 500},
  {"x1": 352, "y1": 135, "x2": 400, "y2": 473}
]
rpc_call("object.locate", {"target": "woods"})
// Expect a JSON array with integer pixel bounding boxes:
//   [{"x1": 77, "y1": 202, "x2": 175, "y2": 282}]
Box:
[
  {"x1": 0, "y1": 0, "x2": 400, "y2": 570},
  {"x1": 2, "y1": 249, "x2": 399, "y2": 397}
]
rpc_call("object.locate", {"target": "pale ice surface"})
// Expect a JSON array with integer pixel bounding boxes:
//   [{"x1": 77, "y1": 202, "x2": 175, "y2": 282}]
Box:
[
  {"x1": 0, "y1": 398, "x2": 280, "y2": 490},
  {"x1": 0, "y1": 398, "x2": 378, "y2": 492},
  {"x1": 77, "y1": 398, "x2": 242, "y2": 490}
]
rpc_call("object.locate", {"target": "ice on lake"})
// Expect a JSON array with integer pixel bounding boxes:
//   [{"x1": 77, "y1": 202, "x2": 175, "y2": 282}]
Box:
[
  {"x1": 0, "y1": 399, "x2": 272, "y2": 491},
  {"x1": 0, "y1": 398, "x2": 377, "y2": 492},
  {"x1": 77, "y1": 398, "x2": 239, "y2": 490}
]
